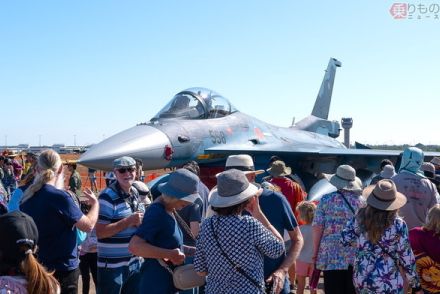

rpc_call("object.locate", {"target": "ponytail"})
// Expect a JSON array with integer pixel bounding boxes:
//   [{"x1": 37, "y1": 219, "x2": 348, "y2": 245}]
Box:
[
  {"x1": 22, "y1": 252, "x2": 59, "y2": 294},
  {"x1": 21, "y1": 170, "x2": 54, "y2": 204},
  {"x1": 20, "y1": 149, "x2": 61, "y2": 204}
]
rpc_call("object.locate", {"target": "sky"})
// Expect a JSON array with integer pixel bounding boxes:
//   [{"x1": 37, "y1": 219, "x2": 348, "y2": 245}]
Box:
[{"x1": 1, "y1": 1, "x2": 439, "y2": 147}]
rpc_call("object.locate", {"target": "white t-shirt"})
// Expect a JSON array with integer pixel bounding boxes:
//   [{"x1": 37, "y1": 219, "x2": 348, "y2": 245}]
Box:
[{"x1": 298, "y1": 224, "x2": 314, "y2": 263}]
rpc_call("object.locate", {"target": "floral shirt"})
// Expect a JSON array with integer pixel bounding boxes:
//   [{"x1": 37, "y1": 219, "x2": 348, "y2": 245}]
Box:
[
  {"x1": 341, "y1": 217, "x2": 420, "y2": 293},
  {"x1": 312, "y1": 190, "x2": 364, "y2": 270}
]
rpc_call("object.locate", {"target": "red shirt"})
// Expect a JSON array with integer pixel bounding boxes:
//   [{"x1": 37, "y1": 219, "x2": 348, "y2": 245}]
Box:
[
  {"x1": 409, "y1": 227, "x2": 440, "y2": 263},
  {"x1": 269, "y1": 177, "x2": 306, "y2": 223}
]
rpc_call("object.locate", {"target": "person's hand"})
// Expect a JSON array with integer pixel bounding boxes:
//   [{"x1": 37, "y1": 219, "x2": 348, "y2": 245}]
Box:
[
  {"x1": 127, "y1": 212, "x2": 143, "y2": 227},
  {"x1": 245, "y1": 195, "x2": 262, "y2": 216},
  {"x1": 266, "y1": 269, "x2": 287, "y2": 294},
  {"x1": 82, "y1": 188, "x2": 98, "y2": 204},
  {"x1": 168, "y1": 248, "x2": 185, "y2": 265}
]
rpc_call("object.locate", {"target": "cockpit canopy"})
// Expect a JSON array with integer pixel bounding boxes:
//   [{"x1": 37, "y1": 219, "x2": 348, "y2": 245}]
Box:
[{"x1": 152, "y1": 87, "x2": 238, "y2": 120}]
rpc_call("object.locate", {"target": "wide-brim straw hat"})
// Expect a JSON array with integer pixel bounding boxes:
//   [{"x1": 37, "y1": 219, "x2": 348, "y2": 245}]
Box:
[
  {"x1": 266, "y1": 160, "x2": 292, "y2": 177},
  {"x1": 210, "y1": 169, "x2": 263, "y2": 208},
  {"x1": 324, "y1": 164, "x2": 363, "y2": 192},
  {"x1": 224, "y1": 154, "x2": 264, "y2": 175},
  {"x1": 363, "y1": 179, "x2": 407, "y2": 211}
]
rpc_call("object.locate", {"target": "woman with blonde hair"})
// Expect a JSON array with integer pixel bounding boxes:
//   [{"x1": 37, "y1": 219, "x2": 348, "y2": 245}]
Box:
[
  {"x1": 409, "y1": 204, "x2": 440, "y2": 293},
  {"x1": 341, "y1": 179, "x2": 422, "y2": 294},
  {"x1": 20, "y1": 149, "x2": 98, "y2": 294},
  {"x1": 0, "y1": 211, "x2": 59, "y2": 294}
]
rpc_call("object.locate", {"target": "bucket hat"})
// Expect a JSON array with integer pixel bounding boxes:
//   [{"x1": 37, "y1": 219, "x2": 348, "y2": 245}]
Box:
[
  {"x1": 266, "y1": 160, "x2": 292, "y2": 177},
  {"x1": 225, "y1": 155, "x2": 264, "y2": 175},
  {"x1": 210, "y1": 169, "x2": 262, "y2": 208},
  {"x1": 324, "y1": 164, "x2": 362, "y2": 192},
  {"x1": 363, "y1": 179, "x2": 407, "y2": 211},
  {"x1": 158, "y1": 169, "x2": 200, "y2": 203},
  {"x1": 431, "y1": 157, "x2": 440, "y2": 167},
  {"x1": 380, "y1": 165, "x2": 396, "y2": 179},
  {"x1": 0, "y1": 211, "x2": 39, "y2": 265}
]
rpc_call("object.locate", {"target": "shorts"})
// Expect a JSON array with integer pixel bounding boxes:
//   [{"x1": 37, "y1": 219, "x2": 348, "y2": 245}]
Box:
[{"x1": 296, "y1": 260, "x2": 314, "y2": 277}]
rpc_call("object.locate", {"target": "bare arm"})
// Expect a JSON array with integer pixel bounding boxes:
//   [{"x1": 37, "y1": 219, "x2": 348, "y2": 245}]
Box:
[
  {"x1": 75, "y1": 188, "x2": 99, "y2": 233},
  {"x1": 190, "y1": 221, "x2": 200, "y2": 238},
  {"x1": 96, "y1": 212, "x2": 143, "y2": 239},
  {"x1": 128, "y1": 235, "x2": 185, "y2": 265},
  {"x1": 269, "y1": 227, "x2": 304, "y2": 294}
]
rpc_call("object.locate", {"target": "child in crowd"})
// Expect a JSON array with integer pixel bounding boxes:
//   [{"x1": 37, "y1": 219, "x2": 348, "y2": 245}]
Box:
[
  {"x1": 296, "y1": 201, "x2": 317, "y2": 294},
  {"x1": 0, "y1": 211, "x2": 59, "y2": 294},
  {"x1": 409, "y1": 204, "x2": 440, "y2": 293}
]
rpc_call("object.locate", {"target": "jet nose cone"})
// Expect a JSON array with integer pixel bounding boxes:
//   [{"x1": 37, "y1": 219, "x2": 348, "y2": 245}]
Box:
[{"x1": 79, "y1": 125, "x2": 171, "y2": 170}]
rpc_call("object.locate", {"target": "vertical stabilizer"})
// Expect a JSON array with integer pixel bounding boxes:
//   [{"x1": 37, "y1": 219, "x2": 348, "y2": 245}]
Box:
[{"x1": 311, "y1": 58, "x2": 341, "y2": 119}]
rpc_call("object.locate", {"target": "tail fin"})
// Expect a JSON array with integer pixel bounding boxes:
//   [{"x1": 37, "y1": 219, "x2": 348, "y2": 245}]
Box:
[{"x1": 311, "y1": 58, "x2": 341, "y2": 119}]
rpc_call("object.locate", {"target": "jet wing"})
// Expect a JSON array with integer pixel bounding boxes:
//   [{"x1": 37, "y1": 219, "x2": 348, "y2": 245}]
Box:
[{"x1": 205, "y1": 144, "x2": 440, "y2": 158}]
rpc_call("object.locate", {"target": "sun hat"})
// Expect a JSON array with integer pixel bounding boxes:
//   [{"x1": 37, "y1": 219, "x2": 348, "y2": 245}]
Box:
[
  {"x1": 158, "y1": 169, "x2": 200, "y2": 203},
  {"x1": 421, "y1": 162, "x2": 436, "y2": 179},
  {"x1": 380, "y1": 165, "x2": 396, "y2": 179},
  {"x1": 324, "y1": 164, "x2": 363, "y2": 192},
  {"x1": 0, "y1": 211, "x2": 39, "y2": 265},
  {"x1": 113, "y1": 156, "x2": 136, "y2": 168},
  {"x1": 210, "y1": 169, "x2": 262, "y2": 208},
  {"x1": 266, "y1": 160, "x2": 292, "y2": 177},
  {"x1": 431, "y1": 157, "x2": 440, "y2": 167},
  {"x1": 224, "y1": 154, "x2": 264, "y2": 175},
  {"x1": 363, "y1": 179, "x2": 407, "y2": 211}
]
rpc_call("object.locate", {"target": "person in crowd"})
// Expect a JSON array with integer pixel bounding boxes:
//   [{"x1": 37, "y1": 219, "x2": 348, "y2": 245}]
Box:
[
  {"x1": 341, "y1": 179, "x2": 422, "y2": 294},
  {"x1": 95, "y1": 156, "x2": 143, "y2": 294},
  {"x1": 223, "y1": 154, "x2": 303, "y2": 294},
  {"x1": 0, "y1": 186, "x2": 7, "y2": 215},
  {"x1": 194, "y1": 169, "x2": 285, "y2": 293},
  {"x1": 370, "y1": 159, "x2": 393, "y2": 185},
  {"x1": 370, "y1": 163, "x2": 396, "y2": 185},
  {"x1": 66, "y1": 161, "x2": 82, "y2": 197},
  {"x1": 312, "y1": 164, "x2": 364, "y2": 294},
  {"x1": 392, "y1": 147, "x2": 439, "y2": 229},
  {"x1": 266, "y1": 160, "x2": 307, "y2": 223},
  {"x1": 22, "y1": 152, "x2": 38, "y2": 178},
  {"x1": 78, "y1": 202, "x2": 98, "y2": 294},
  {"x1": 2, "y1": 157, "x2": 18, "y2": 199},
  {"x1": 87, "y1": 168, "x2": 98, "y2": 192},
  {"x1": 20, "y1": 149, "x2": 99, "y2": 294},
  {"x1": 182, "y1": 160, "x2": 209, "y2": 219},
  {"x1": 295, "y1": 201, "x2": 317, "y2": 294},
  {"x1": 132, "y1": 180, "x2": 152, "y2": 211},
  {"x1": 409, "y1": 204, "x2": 440, "y2": 293},
  {"x1": 421, "y1": 162, "x2": 440, "y2": 195},
  {"x1": 0, "y1": 211, "x2": 60, "y2": 294},
  {"x1": 104, "y1": 170, "x2": 116, "y2": 187},
  {"x1": 0, "y1": 155, "x2": 5, "y2": 181},
  {"x1": 263, "y1": 155, "x2": 306, "y2": 191},
  {"x1": 7, "y1": 167, "x2": 35, "y2": 212},
  {"x1": 135, "y1": 158, "x2": 145, "y2": 182},
  {"x1": 129, "y1": 168, "x2": 201, "y2": 294},
  {"x1": 431, "y1": 157, "x2": 440, "y2": 175}
]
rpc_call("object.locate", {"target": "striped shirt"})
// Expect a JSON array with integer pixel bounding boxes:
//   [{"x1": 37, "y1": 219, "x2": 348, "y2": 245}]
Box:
[{"x1": 97, "y1": 182, "x2": 140, "y2": 268}]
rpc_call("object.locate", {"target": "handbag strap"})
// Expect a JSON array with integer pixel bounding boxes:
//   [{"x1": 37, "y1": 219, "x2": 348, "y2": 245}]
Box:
[
  {"x1": 209, "y1": 218, "x2": 262, "y2": 290},
  {"x1": 338, "y1": 191, "x2": 356, "y2": 215},
  {"x1": 173, "y1": 209, "x2": 196, "y2": 241}
]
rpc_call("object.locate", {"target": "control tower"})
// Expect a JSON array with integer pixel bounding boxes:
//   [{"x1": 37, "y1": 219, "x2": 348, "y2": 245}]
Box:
[{"x1": 341, "y1": 118, "x2": 353, "y2": 148}]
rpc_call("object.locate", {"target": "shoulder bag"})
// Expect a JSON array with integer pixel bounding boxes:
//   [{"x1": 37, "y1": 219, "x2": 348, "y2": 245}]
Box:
[
  {"x1": 209, "y1": 218, "x2": 266, "y2": 292},
  {"x1": 158, "y1": 210, "x2": 205, "y2": 290}
]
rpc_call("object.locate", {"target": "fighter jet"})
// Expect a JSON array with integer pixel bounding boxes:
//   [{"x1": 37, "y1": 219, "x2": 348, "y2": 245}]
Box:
[{"x1": 79, "y1": 58, "x2": 439, "y2": 189}]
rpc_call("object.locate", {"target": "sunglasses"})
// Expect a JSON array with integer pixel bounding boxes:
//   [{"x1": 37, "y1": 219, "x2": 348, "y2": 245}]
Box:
[{"x1": 116, "y1": 167, "x2": 136, "y2": 174}]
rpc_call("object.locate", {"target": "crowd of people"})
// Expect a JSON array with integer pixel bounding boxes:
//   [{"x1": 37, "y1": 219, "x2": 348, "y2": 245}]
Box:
[{"x1": 0, "y1": 146, "x2": 440, "y2": 294}]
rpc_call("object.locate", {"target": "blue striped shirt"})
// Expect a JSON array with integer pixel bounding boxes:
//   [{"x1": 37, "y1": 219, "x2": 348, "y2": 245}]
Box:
[{"x1": 97, "y1": 182, "x2": 140, "y2": 268}]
